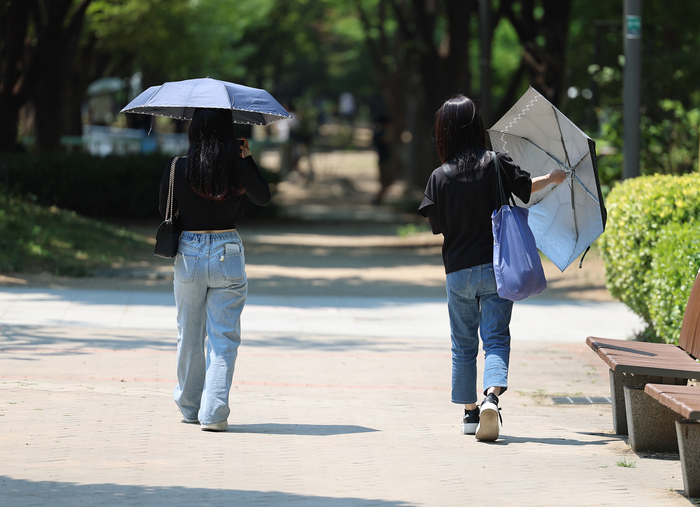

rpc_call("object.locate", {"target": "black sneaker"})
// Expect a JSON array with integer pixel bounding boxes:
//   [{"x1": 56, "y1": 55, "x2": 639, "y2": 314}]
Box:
[
  {"x1": 475, "y1": 393, "x2": 502, "y2": 441},
  {"x1": 461, "y1": 407, "x2": 480, "y2": 435}
]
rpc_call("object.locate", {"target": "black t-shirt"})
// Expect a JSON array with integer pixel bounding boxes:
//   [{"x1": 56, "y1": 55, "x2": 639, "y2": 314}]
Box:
[
  {"x1": 159, "y1": 155, "x2": 270, "y2": 231},
  {"x1": 419, "y1": 151, "x2": 531, "y2": 274}
]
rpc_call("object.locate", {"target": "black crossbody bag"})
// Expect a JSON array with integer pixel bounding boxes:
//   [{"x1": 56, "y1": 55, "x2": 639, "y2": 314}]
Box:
[{"x1": 154, "y1": 156, "x2": 181, "y2": 258}]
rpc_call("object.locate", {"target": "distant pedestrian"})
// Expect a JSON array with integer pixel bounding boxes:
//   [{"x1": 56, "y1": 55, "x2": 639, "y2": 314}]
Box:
[
  {"x1": 159, "y1": 108, "x2": 271, "y2": 432},
  {"x1": 418, "y1": 95, "x2": 564, "y2": 441}
]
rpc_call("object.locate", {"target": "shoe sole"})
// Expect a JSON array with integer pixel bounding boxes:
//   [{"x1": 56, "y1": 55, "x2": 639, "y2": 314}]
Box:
[
  {"x1": 201, "y1": 421, "x2": 228, "y2": 432},
  {"x1": 475, "y1": 402, "x2": 499, "y2": 441},
  {"x1": 461, "y1": 422, "x2": 478, "y2": 435}
]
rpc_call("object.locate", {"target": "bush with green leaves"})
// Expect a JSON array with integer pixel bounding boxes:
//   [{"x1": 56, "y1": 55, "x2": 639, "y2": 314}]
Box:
[
  {"x1": 0, "y1": 153, "x2": 279, "y2": 220},
  {"x1": 594, "y1": 98, "x2": 700, "y2": 192},
  {"x1": 647, "y1": 222, "x2": 700, "y2": 344},
  {"x1": 600, "y1": 173, "x2": 700, "y2": 343}
]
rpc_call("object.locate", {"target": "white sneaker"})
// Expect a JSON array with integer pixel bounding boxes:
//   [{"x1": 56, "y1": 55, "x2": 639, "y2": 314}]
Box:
[
  {"x1": 201, "y1": 420, "x2": 228, "y2": 432},
  {"x1": 475, "y1": 394, "x2": 501, "y2": 441},
  {"x1": 461, "y1": 407, "x2": 480, "y2": 435}
]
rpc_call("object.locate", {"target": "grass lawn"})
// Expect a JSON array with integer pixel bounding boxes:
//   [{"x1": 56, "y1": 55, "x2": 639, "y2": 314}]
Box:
[{"x1": 0, "y1": 195, "x2": 153, "y2": 276}]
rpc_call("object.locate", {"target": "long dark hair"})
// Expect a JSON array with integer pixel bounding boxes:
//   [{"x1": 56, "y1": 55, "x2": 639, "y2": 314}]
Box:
[
  {"x1": 185, "y1": 108, "x2": 243, "y2": 201},
  {"x1": 434, "y1": 95, "x2": 488, "y2": 172}
]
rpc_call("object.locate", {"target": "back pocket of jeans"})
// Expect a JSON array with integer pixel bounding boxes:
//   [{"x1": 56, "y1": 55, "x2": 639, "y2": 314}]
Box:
[
  {"x1": 447, "y1": 269, "x2": 473, "y2": 296},
  {"x1": 219, "y1": 250, "x2": 245, "y2": 284},
  {"x1": 174, "y1": 254, "x2": 198, "y2": 284}
]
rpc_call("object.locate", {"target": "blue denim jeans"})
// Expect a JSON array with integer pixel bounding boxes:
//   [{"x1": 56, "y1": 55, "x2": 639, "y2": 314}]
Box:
[
  {"x1": 446, "y1": 262, "x2": 513, "y2": 405},
  {"x1": 172, "y1": 231, "x2": 247, "y2": 425}
]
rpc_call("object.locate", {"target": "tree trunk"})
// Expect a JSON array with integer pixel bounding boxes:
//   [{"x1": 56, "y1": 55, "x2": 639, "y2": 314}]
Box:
[
  {"x1": 0, "y1": 0, "x2": 93, "y2": 153},
  {"x1": 0, "y1": 0, "x2": 32, "y2": 152},
  {"x1": 499, "y1": 0, "x2": 572, "y2": 106},
  {"x1": 0, "y1": 99, "x2": 23, "y2": 152}
]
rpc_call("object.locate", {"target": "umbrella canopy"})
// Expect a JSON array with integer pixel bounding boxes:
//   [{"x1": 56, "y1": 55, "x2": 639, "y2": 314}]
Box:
[
  {"x1": 120, "y1": 77, "x2": 291, "y2": 126},
  {"x1": 488, "y1": 86, "x2": 606, "y2": 271}
]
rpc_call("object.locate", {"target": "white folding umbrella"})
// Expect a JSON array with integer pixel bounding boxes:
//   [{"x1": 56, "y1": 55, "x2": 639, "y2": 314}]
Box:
[{"x1": 488, "y1": 87, "x2": 607, "y2": 271}]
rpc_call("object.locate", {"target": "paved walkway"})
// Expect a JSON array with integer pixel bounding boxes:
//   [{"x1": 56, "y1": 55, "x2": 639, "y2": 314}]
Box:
[{"x1": 1, "y1": 286, "x2": 694, "y2": 506}]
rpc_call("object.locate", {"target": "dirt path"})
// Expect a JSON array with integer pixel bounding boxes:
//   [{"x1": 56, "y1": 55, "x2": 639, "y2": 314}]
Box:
[
  {"x1": 0, "y1": 150, "x2": 613, "y2": 301},
  {"x1": 0, "y1": 219, "x2": 611, "y2": 301}
]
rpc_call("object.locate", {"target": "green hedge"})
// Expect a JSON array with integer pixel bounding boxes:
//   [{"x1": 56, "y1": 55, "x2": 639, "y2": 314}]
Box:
[
  {"x1": 0, "y1": 153, "x2": 279, "y2": 220},
  {"x1": 600, "y1": 173, "x2": 700, "y2": 343},
  {"x1": 647, "y1": 222, "x2": 700, "y2": 343}
]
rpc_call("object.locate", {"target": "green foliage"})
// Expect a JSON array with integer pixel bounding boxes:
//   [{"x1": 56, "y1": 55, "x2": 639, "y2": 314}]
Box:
[
  {"x1": 643, "y1": 99, "x2": 700, "y2": 175},
  {"x1": 0, "y1": 195, "x2": 151, "y2": 276},
  {"x1": 86, "y1": 0, "x2": 374, "y2": 104},
  {"x1": 647, "y1": 223, "x2": 700, "y2": 344},
  {"x1": 594, "y1": 99, "x2": 700, "y2": 189},
  {"x1": 616, "y1": 458, "x2": 636, "y2": 468},
  {"x1": 2, "y1": 153, "x2": 279, "y2": 220},
  {"x1": 4, "y1": 153, "x2": 170, "y2": 219},
  {"x1": 600, "y1": 173, "x2": 700, "y2": 342},
  {"x1": 396, "y1": 223, "x2": 429, "y2": 237}
]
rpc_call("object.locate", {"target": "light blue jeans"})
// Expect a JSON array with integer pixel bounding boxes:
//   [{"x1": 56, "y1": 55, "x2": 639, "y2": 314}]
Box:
[
  {"x1": 446, "y1": 262, "x2": 513, "y2": 405},
  {"x1": 172, "y1": 231, "x2": 247, "y2": 425}
]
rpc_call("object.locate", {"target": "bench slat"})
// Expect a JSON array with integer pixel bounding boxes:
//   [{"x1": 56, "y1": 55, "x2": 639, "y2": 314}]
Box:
[
  {"x1": 679, "y1": 271, "x2": 700, "y2": 360},
  {"x1": 644, "y1": 384, "x2": 700, "y2": 420},
  {"x1": 586, "y1": 336, "x2": 700, "y2": 378}
]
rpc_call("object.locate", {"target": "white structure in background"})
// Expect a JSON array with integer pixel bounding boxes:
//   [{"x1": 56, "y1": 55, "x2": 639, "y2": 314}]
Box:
[{"x1": 83, "y1": 125, "x2": 188, "y2": 157}]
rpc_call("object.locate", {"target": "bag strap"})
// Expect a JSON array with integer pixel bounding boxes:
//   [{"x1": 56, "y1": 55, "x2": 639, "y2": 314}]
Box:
[
  {"x1": 441, "y1": 162, "x2": 491, "y2": 221},
  {"x1": 491, "y1": 151, "x2": 514, "y2": 207},
  {"x1": 165, "y1": 156, "x2": 180, "y2": 223}
]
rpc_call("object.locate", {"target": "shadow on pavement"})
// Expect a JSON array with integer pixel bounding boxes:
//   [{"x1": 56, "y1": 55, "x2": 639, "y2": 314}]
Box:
[
  {"x1": 227, "y1": 423, "x2": 378, "y2": 436},
  {"x1": 489, "y1": 435, "x2": 618, "y2": 446},
  {"x1": 0, "y1": 477, "x2": 414, "y2": 507},
  {"x1": 0, "y1": 325, "x2": 174, "y2": 351}
]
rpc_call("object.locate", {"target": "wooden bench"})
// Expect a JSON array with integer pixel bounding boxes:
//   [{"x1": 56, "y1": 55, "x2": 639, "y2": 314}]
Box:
[
  {"x1": 586, "y1": 272, "x2": 700, "y2": 436},
  {"x1": 624, "y1": 384, "x2": 700, "y2": 497}
]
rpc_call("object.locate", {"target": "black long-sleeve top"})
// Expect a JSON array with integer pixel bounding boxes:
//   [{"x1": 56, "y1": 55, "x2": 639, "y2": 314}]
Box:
[
  {"x1": 159, "y1": 155, "x2": 270, "y2": 231},
  {"x1": 418, "y1": 151, "x2": 531, "y2": 274}
]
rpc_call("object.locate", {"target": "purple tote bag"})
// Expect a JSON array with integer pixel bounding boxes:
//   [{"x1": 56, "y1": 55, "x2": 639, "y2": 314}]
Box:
[
  {"x1": 491, "y1": 204, "x2": 546, "y2": 301},
  {"x1": 491, "y1": 153, "x2": 546, "y2": 301}
]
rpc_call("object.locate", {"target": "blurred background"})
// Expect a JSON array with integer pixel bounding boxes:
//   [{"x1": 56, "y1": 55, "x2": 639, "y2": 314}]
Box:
[{"x1": 0, "y1": 0, "x2": 698, "y2": 279}]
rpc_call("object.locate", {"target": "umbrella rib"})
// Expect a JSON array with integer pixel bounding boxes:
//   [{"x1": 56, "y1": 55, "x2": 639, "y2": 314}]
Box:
[
  {"x1": 570, "y1": 175, "x2": 579, "y2": 254},
  {"x1": 529, "y1": 185, "x2": 558, "y2": 207},
  {"x1": 488, "y1": 131, "x2": 573, "y2": 171},
  {"x1": 552, "y1": 106, "x2": 572, "y2": 168}
]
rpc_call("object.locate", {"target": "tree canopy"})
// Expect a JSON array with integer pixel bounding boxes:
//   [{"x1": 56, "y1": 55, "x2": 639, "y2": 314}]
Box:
[{"x1": 1, "y1": 0, "x2": 699, "y2": 183}]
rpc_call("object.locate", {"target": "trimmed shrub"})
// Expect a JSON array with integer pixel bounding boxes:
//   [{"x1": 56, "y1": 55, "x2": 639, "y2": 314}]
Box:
[
  {"x1": 647, "y1": 222, "x2": 700, "y2": 343},
  {"x1": 0, "y1": 153, "x2": 279, "y2": 220},
  {"x1": 600, "y1": 173, "x2": 700, "y2": 342},
  {"x1": 2, "y1": 153, "x2": 170, "y2": 218}
]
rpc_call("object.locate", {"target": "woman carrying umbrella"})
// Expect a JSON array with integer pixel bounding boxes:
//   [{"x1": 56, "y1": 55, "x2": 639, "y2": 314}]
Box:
[
  {"x1": 419, "y1": 95, "x2": 565, "y2": 441},
  {"x1": 159, "y1": 108, "x2": 270, "y2": 432}
]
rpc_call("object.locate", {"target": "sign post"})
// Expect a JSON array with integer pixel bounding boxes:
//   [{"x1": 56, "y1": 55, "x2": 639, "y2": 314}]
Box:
[{"x1": 623, "y1": 0, "x2": 642, "y2": 179}]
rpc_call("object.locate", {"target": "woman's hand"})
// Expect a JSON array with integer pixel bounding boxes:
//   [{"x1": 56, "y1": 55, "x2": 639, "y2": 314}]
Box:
[
  {"x1": 548, "y1": 168, "x2": 566, "y2": 184},
  {"x1": 239, "y1": 137, "x2": 252, "y2": 158},
  {"x1": 531, "y1": 168, "x2": 567, "y2": 193}
]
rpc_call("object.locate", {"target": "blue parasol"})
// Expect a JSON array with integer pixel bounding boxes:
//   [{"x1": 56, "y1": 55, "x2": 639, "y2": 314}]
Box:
[{"x1": 120, "y1": 77, "x2": 290, "y2": 126}]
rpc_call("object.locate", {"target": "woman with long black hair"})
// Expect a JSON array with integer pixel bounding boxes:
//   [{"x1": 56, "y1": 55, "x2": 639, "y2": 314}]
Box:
[
  {"x1": 419, "y1": 95, "x2": 564, "y2": 441},
  {"x1": 159, "y1": 108, "x2": 270, "y2": 432}
]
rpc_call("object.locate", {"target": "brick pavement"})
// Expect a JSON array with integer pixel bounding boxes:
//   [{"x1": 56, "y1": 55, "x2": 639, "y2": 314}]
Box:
[{"x1": 0, "y1": 287, "x2": 693, "y2": 506}]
